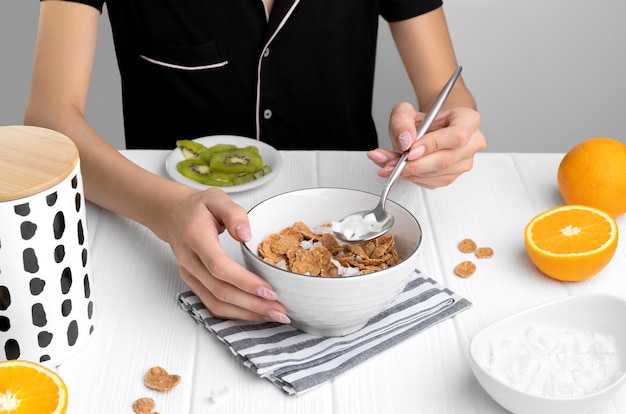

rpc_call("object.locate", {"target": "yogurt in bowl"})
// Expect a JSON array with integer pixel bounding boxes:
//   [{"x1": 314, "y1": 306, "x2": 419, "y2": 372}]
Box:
[{"x1": 469, "y1": 294, "x2": 626, "y2": 414}]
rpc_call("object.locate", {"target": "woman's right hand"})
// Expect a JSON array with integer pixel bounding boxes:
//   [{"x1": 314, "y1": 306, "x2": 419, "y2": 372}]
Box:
[{"x1": 165, "y1": 187, "x2": 291, "y2": 323}]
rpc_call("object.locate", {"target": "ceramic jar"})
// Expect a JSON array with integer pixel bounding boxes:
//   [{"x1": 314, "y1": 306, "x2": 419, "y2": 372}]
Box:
[{"x1": 0, "y1": 125, "x2": 95, "y2": 367}]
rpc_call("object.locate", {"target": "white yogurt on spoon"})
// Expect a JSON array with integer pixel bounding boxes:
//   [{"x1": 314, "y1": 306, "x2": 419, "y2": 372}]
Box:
[{"x1": 331, "y1": 212, "x2": 383, "y2": 242}]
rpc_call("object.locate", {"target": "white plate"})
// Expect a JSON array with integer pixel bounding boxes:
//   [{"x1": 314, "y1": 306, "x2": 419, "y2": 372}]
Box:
[
  {"x1": 469, "y1": 294, "x2": 626, "y2": 414},
  {"x1": 165, "y1": 135, "x2": 282, "y2": 193}
]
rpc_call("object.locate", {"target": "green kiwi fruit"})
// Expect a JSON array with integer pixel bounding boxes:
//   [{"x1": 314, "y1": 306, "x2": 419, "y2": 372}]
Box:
[
  {"x1": 176, "y1": 140, "x2": 207, "y2": 159},
  {"x1": 176, "y1": 158, "x2": 211, "y2": 181},
  {"x1": 177, "y1": 159, "x2": 235, "y2": 187},
  {"x1": 203, "y1": 172, "x2": 235, "y2": 187},
  {"x1": 209, "y1": 146, "x2": 263, "y2": 174},
  {"x1": 231, "y1": 172, "x2": 256, "y2": 185},
  {"x1": 198, "y1": 144, "x2": 239, "y2": 163},
  {"x1": 253, "y1": 165, "x2": 272, "y2": 178}
]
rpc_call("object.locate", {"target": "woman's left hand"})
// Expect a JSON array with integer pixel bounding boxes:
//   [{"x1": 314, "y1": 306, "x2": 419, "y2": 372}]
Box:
[{"x1": 367, "y1": 102, "x2": 487, "y2": 189}]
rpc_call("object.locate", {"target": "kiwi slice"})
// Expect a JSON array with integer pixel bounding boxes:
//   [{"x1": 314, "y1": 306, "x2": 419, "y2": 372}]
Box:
[
  {"x1": 176, "y1": 140, "x2": 207, "y2": 159},
  {"x1": 232, "y1": 172, "x2": 256, "y2": 185},
  {"x1": 253, "y1": 165, "x2": 272, "y2": 178},
  {"x1": 198, "y1": 144, "x2": 239, "y2": 163},
  {"x1": 203, "y1": 172, "x2": 235, "y2": 187},
  {"x1": 177, "y1": 159, "x2": 235, "y2": 187},
  {"x1": 209, "y1": 146, "x2": 263, "y2": 174},
  {"x1": 176, "y1": 158, "x2": 211, "y2": 181}
]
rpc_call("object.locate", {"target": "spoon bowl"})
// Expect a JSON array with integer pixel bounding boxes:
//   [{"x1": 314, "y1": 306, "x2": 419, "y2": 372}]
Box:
[{"x1": 333, "y1": 66, "x2": 462, "y2": 243}]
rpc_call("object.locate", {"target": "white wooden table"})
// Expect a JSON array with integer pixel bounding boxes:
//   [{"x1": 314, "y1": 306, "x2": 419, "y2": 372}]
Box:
[{"x1": 56, "y1": 151, "x2": 626, "y2": 413}]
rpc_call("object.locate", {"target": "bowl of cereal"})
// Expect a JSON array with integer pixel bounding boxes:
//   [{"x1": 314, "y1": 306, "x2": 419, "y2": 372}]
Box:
[
  {"x1": 240, "y1": 187, "x2": 422, "y2": 337},
  {"x1": 469, "y1": 294, "x2": 626, "y2": 414}
]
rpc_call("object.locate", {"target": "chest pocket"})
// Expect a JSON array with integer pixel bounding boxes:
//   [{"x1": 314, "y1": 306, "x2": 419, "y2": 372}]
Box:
[{"x1": 138, "y1": 37, "x2": 228, "y2": 71}]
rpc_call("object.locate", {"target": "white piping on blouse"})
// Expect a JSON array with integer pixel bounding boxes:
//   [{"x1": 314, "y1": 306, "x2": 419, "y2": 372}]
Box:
[
  {"x1": 139, "y1": 54, "x2": 229, "y2": 71},
  {"x1": 254, "y1": 0, "x2": 301, "y2": 141}
]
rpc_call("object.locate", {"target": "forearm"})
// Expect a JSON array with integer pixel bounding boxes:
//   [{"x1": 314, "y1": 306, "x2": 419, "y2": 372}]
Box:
[{"x1": 24, "y1": 104, "x2": 193, "y2": 243}]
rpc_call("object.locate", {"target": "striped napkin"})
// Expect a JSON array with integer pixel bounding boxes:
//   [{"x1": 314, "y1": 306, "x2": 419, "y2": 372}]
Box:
[{"x1": 177, "y1": 269, "x2": 471, "y2": 395}]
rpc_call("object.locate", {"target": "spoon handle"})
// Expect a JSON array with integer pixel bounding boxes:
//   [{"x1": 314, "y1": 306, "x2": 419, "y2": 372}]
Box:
[{"x1": 380, "y1": 65, "x2": 463, "y2": 205}]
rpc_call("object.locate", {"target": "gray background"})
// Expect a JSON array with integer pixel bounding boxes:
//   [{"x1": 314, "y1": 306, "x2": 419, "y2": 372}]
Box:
[{"x1": 2, "y1": 0, "x2": 625, "y2": 152}]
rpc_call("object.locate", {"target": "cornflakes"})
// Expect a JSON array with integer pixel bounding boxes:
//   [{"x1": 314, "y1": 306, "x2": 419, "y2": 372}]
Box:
[
  {"x1": 476, "y1": 247, "x2": 494, "y2": 259},
  {"x1": 144, "y1": 366, "x2": 181, "y2": 391},
  {"x1": 454, "y1": 261, "x2": 476, "y2": 278},
  {"x1": 458, "y1": 238, "x2": 477, "y2": 253},
  {"x1": 258, "y1": 222, "x2": 399, "y2": 276},
  {"x1": 132, "y1": 397, "x2": 157, "y2": 414}
]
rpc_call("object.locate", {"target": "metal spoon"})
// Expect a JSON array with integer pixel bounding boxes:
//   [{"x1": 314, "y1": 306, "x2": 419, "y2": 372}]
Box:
[{"x1": 332, "y1": 65, "x2": 463, "y2": 242}]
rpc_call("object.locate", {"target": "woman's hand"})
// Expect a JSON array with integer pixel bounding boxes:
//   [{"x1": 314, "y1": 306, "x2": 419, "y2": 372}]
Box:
[
  {"x1": 367, "y1": 102, "x2": 486, "y2": 189},
  {"x1": 165, "y1": 187, "x2": 290, "y2": 323}
]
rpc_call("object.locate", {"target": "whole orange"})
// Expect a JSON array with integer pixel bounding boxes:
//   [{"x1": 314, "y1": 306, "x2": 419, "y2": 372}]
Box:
[{"x1": 557, "y1": 137, "x2": 626, "y2": 218}]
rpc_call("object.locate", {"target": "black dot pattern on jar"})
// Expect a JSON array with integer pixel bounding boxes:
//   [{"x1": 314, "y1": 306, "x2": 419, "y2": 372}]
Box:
[
  {"x1": 61, "y1": 267, "x2": 72, "y2": 294},
  {"x1": 20, "y1": 221, "x2": 37, "y2": 240},
  {"x1": 53, "y1": 211, "x2": 65, "y2": 239},
  {"x1": 38, "y1": 331, "x2": 53, "y2": 348},
  {"x1": 30, "y1": 278, "x2": 46, "y2": 295},
  {"x1": 77, "y1": 220, "x2": 84, "y2": 245},
  {"x1": 0, "y1": 316, "x2": 10, "y2": 332},
  {"x1": 75, "y1": 193, "x2": 81, "y2": 213},
  {"x1": 67, "y1": 320, "x2": 78, "y2": 346},
  {"x1": 54, "y1": 245, "x2": 65, "y2": 263},
  {"x1": 46, "y1": 191, "x2": 58, "y2": 206},
  {"x1": 4, "y1": 339, "x2": 20, "y2": 360},
  {"x1": 0, "y1": 286, "x2": 10, "y2": 310},
  {"x1": 61, "y1": 299, "x2": 72, "y2": 317},
  {"x1": 1, "y1": 172, "x2": 94, "y2": 364},
  {"x1": 83, "y1": 274, "x2": 91, "y2": 298},
  {"x1": 14, "y1": 203, "x2": 30, "y2": 216},
  {"x1": 22, "y1": 248, "x2": 39, "y2": 273},
  {"x1": 32, "y1": 303, "x2": 47, "y2": 327}
]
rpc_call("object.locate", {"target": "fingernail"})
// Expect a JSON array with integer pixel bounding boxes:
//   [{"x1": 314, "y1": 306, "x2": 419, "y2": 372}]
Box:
[
  {"x1": 408, "y1": 145, "x2": 426, "y2": 160},
  {"x1": 398, "y1": 131, "x2": 412, "y2": 151},
  {"x1": 266, "y1": 309, "x2": 291, "y2": 324},
  {"x1": 379, "y1": 166, "x2": 394, "y2": 177},
  {"x1": 236, "y1": 224, "x2": 251, "y2": 241},
  {"x1": 367, "y1": 150, "x2": 389, "y2": 163},
  {"x1": 255, "y1": 286, "x2": 278, "y2": 301}
]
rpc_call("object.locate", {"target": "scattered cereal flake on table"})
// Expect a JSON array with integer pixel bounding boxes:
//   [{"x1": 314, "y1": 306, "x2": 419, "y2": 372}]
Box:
[
  {"x1": 132, "y1": 397, "x2": 157, "y2": 414},
  {"x1": 209, "y1": 386, "x2": 231, "y2": 404},
  {"x1": 454, "y1": 261, "x2": 477, "y2": 278},
  {"x1": 458, "y1": 238, "x2": 477, "y2": 253},
  {"x1": 144, "y1": 366, "x2": 182, "y2": 391},
  {"x1": 475, "y1": 247, "x2": 494, "y2": 259}
]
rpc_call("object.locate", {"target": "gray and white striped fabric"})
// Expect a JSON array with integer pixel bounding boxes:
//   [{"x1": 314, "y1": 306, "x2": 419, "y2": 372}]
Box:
[{"x1": 177, "y1": 269, "x2": 471, "y2": 395}]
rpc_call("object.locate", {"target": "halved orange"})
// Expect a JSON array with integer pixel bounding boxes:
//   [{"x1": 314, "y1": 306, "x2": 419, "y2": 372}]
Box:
[
  {"x1": 0, "y1": 359, "x2": 68, "y2": 414},
  {"x1": 524, "y1": 205, "x2": 619, "y2": 282}
]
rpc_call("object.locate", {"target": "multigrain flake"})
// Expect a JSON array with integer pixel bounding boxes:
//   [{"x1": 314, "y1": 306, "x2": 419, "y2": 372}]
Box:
[
  {"x1": 258, "y1": 222, "x2": 398, "y2": 276},
  {"x1": 132, "y1": 397, "x2": 157, "y2": 414},
  {"x1": 476, "y1": 247, "x2": 494, "y2": 259},
  {"x1": 458, "y1": 238, "x2": 477, "y2": 253},
  {"x1": 144, "y1": 366, "x2": 182, "y2": 391},
  {"x1": 454, "y1": 261, "x2": 477, "y2": 278}
]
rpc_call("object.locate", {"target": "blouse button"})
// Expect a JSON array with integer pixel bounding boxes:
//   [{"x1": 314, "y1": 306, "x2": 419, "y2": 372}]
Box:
[
  {"x1": 263, "y1": 109, "x2": 272, "y2": 119},
  {"x1": 263, "y1": 48, "x2": 270, "y2": 58}
]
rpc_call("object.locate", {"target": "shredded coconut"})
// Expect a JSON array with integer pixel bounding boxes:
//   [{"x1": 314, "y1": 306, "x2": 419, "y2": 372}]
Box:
[
  {"x1": 487, "y1": 326, "x2": 622, "y2": 398},
  {"x1": 332, "y1": 213, "x2": 383, "y2": 241}
]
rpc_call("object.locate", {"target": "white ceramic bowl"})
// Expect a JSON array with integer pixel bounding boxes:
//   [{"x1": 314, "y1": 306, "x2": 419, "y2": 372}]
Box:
[
  {"x1": 240, "y1": 187, "x2": 422, "y2": 337},
  {"x1": 469, "y1": 294, "x2": 626, "y2": 414}
]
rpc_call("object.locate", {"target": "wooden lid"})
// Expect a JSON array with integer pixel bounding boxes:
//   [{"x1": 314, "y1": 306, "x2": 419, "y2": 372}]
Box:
[{"x1": 0, "y1": 126, "x2": 79, "y2": 202}]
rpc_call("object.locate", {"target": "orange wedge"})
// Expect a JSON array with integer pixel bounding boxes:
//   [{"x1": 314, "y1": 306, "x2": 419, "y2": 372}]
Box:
[
  {"x1": 524, "y1": 205, "x2": 619, "y2": 281},
  {"x1": 0, "y1": 360, "x2": 68, "y2": 414}
]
